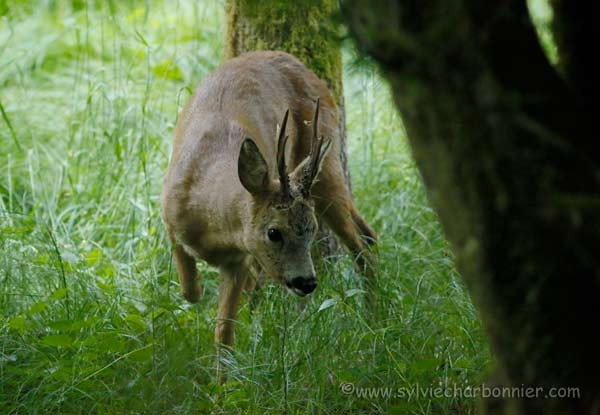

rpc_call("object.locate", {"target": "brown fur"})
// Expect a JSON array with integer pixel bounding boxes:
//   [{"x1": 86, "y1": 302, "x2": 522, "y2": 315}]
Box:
[{"x1": 161, "y1": 51, "x2": 377, "y2": 379}]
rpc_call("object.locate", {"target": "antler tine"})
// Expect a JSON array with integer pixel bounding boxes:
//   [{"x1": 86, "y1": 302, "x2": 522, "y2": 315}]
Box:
[
  {"x1": 312, "y1": 98, "x2": 320, "y2": 144},
  {"x1": 277, "y1": 109, "x2": 290, "y2": 197},
  {"x1": 310, "y1": 136, "x2": 328, "y2": 184},
  {"x1": 310, "y1": 98, "x2": 324, "y2": 181},
  {"x1": 300, "y1": 98, "x2": 332, "y2": 198}
]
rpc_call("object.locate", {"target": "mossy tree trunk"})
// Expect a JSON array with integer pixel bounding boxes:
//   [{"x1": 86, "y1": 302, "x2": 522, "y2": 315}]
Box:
[
  {"x1": 224, "y1": 0, "x2": 343, "y2": 103},
  {"x1": 343, "y1": 1, "x2": 600, "y2": 414},
  {"x1": 224, "y1": 0, "x2": 348, "y2": 253}
]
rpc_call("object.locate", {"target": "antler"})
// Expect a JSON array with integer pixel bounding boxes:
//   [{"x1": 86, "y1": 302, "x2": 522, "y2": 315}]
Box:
[
  {"x1": 276, "y1": 109, "x2": 291, "y2": 198},
  {"x1": 300, "y1": 98, "x2": 331, "y2": 198}
]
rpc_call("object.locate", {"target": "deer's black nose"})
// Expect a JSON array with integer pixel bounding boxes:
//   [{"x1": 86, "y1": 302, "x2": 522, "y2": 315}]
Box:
[{"x1": 287, "y1": 276, "x2": 317, "y2": 295}]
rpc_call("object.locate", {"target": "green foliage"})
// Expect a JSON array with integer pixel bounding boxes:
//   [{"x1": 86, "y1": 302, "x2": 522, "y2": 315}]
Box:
[{"x1": 1, "y1": 1, "x2": 489, "y2": 413}]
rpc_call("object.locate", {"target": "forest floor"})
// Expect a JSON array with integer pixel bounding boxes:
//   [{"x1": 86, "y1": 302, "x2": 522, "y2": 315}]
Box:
[{"x1": 1, "y1": 1, "x2": 490, "y2": 413}]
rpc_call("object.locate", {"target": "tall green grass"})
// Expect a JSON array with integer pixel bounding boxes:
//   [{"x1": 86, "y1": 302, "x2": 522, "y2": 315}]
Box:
[{"x1": 1, "y1": 1, "x2": 489, "y2": 413}]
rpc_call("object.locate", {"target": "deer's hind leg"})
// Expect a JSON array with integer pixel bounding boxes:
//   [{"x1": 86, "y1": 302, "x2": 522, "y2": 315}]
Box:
[
  {"x1": 314, "y1": 174, "x2": 378, "y2": 290},
  {"x1": 320, "y1": 197, "x2": 378, "y2": 276}
]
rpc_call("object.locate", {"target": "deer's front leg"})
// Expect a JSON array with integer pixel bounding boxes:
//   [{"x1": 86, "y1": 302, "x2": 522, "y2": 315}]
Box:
[
  {"x1": 215, "y1": 267, "x2": 247, "y2": 382},
  {"x1": 173, "y1": 244, "x2": 201, "y2": 303},
  {"x1": 215, "y1": 268, "x2": 247, "y2": 346}
]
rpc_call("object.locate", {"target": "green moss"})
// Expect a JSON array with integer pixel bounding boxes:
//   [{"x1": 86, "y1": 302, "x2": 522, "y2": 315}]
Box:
[{"x1": 224, "y1": 0, "x2": 343, "y2": 104}]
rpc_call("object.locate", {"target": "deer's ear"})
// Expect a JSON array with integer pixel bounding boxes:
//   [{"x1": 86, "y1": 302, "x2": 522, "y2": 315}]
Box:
[{"x1": 238, "y1": 139, "x2": 269, "y2": 194}]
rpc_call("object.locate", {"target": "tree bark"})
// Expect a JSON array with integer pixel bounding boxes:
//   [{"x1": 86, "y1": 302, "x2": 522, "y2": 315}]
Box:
[
  {"x1": 343, "y1": 1, "x2": 600, "y2": 414},
  {"x1": 224, "y1": 0, "x2": 349, "y2": 253},
  {"x1": 549, "y1": 0, "x2": 599, "y2": 111}
]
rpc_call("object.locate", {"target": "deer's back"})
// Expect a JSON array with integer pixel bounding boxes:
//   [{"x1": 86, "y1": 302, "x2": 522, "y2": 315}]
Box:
[{"x1": 174, "y1": 51, "x2": 339, "y2": 171}]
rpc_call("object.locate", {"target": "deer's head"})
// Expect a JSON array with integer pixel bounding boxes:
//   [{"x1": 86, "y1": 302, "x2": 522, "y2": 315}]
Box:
[{"x1": 237, "y1": 100, "x2": 331, "y2": 296}]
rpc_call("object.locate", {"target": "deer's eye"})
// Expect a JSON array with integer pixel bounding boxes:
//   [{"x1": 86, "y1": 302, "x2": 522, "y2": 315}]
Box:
[{"x1": 267, "y1": 228, "x2": 283, "y2": 243}]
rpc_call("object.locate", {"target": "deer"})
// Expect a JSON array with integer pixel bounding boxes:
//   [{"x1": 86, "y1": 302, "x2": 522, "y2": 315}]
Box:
[{"x1": 161, "y1": 51, "x2": 377, "y2": 372}]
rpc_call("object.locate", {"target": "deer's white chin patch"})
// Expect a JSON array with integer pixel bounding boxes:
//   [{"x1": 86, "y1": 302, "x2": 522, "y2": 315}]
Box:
[
  {"x1": 285, "y1": 285, "x2": 308, "y2": 297},
  {"x1": 293, "y1": 288, "x2": 308, "y2": 297}
]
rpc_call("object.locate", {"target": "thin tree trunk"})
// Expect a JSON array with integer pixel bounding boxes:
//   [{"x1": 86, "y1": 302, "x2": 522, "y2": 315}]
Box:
[
  {"x1": 224, "y1": 0, "x2": 349, "y2": 253},
  {"x1": 343, "y1": 1, "x2": 600, "y2": 414}
]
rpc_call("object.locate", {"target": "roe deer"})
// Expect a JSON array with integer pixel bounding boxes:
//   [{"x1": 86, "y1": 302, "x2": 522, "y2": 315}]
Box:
[{"x1": 161, "y1": 51, "x2": 377, "y2": 362}]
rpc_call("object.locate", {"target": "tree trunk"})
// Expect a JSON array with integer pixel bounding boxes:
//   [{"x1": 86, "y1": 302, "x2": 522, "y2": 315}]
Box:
[
  {"x1": 549, "y1": 0, "x2": 599, "y2": 110},
  {"x1": 343, "y1": 1, "x2": 600, "y2": 414},
  {"x1": 224, "y1": 0, "x2": 348, "y2": 253}
]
